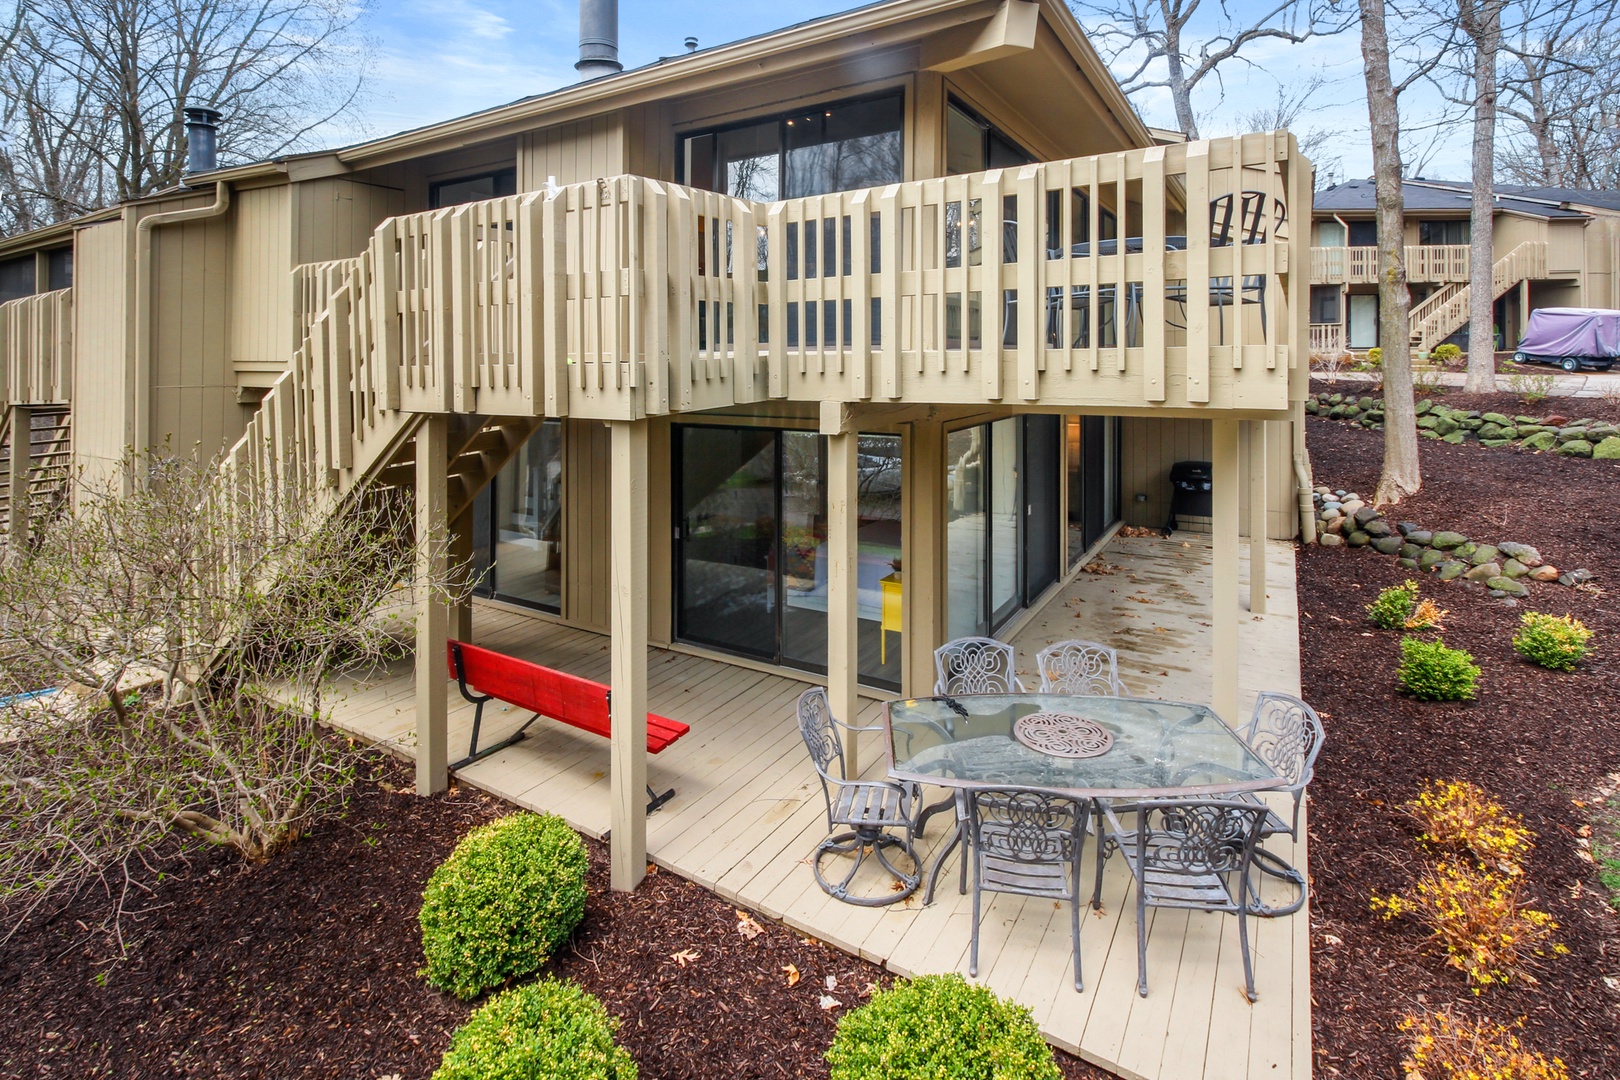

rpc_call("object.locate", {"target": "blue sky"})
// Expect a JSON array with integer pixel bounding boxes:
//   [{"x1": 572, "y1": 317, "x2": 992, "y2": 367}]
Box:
[{"x1": 345, "y1": 0, "x2": 1470, "y2": 183}]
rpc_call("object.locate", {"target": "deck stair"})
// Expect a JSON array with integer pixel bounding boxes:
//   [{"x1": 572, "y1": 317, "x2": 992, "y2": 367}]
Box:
[
  {"x1": 1408, "y1": 240, "x2": 1547, "y2": 353},
  {"x1": 0, "y1": 405, "x2": 72, "y2": 544}
]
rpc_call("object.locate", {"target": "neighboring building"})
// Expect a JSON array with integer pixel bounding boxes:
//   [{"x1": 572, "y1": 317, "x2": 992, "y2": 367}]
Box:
[
  {"x1": 0, "y1": 0, "x2": 1310, "y2": 892},
  {"x1": 1308, "y1": 177, "x2": 1620, "y2": 356}
]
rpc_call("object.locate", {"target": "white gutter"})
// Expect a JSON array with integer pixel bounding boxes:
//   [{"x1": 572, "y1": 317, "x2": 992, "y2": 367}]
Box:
[{"x1": 133, "y1": 182, "x2": 231, "y2": 458}]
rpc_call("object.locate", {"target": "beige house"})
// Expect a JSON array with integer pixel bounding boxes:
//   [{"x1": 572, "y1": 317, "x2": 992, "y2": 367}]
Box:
[
  {"x1": 0, "y1": 2, "x2": 1319, "y2": 1070},
  {"x1": 1308, "y1": 178, "x2": 1620, "y2": 356}
]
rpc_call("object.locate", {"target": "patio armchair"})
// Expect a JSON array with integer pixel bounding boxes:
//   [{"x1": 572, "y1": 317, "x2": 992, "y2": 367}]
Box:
[
  {"x1": 1035, "y1": 639, "x2": 1124, "y2": 696},
  {"x1": 933, "y1": 637, "x2": 1026, "y2": 696},
  {"x1": 966, "y1": 788, "x2": 1092, "y2": 991},
  {"x1": 1236, "y1": 692, "x2": 1324, "y2": 842},
  {"x1": 796, "y1": 687, "x2": 921, "y2": 906},
  {"x1": 1093, "y1": 797, "x2": 1303, "y2": 1001}
]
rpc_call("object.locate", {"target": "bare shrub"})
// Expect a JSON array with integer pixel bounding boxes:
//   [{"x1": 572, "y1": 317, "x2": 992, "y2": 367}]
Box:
[{"x1": 0, "y1": 448, "x2": 461, "y2": 944}]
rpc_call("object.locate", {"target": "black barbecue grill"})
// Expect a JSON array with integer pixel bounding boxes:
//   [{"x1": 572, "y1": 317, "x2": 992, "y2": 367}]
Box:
[{"x1": 1165, "y1": 460, "x2": 1212, "y2": 534}]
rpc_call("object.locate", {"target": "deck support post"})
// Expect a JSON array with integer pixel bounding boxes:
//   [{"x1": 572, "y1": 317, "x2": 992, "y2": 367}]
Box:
[
  {"x1": 609, "y1": 419, "x2": 649, "y2": 892},
  {"x1": 1211, "y1": 417, "x2": 1241, "y2": 725},
  {"x1": 415, "y1": 414, "x2": 450, "y2": 796},
  {"x1": 7, "y1": 405, "x2": 32, "y2": 546},
  {"x1": 902, "y1": 419, "x2": 944, "y2": 699},
  {"x1": 1247, "y1": 420, "x2": 1268, "y2": 615},
  {"x1": 826, "y1": 410, "x2": 860, "y2": 776}
]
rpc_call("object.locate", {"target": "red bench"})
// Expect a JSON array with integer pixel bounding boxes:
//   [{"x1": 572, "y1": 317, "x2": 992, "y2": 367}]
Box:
[{"x1": 446, "y1": 640, "x2": 690, "y2": 813}]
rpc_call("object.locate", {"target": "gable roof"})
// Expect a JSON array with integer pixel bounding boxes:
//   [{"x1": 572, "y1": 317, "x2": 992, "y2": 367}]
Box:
[{"x1": 1313, "y1": 177, "x2": 1589, "y2": 219}]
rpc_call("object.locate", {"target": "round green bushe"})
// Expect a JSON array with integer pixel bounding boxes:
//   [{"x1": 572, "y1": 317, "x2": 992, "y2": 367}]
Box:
[
  {"x1": 419, "y1": 812, "x2": 588, "y2": 999},
  {"x1": 826, "y1": 974, "x2": 1061, "y2": 1080},
  {"x1": 432, "y1": 979, "x2": 636, "y2": 1080}
]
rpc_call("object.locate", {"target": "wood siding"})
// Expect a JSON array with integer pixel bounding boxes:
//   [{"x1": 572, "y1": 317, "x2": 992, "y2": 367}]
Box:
[
  {"x1": 229, "y1": 184, "x2": 294, "y2": 379},
  {"x1": 70, "y1": 219, "x2": 132, "y2": 477},
  {"x1": 518, "y1": 116, "x2": 625, "y2": 191},
  {"x1": 564, "y1": 417, "x2": 612, "y2": 633},
  {"x1": 1120, "y1": 416, "x2": 1297, "y2": 540}
]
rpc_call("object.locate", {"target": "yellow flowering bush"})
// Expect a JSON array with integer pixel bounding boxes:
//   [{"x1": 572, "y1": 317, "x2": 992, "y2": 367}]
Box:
[
  {"x1": 1405, "y1": 780, "x2": 1535, "y2": 874},
  {"x1": 1371, "y1": 860, "x2": 1566, "y2": 992},
  {"x1": 1405, "y1": 598, "x2": 1448, "y2": 631},
  {"x1": 1400, "y1": 1011, "x2": 1568, "y2": 1080}
]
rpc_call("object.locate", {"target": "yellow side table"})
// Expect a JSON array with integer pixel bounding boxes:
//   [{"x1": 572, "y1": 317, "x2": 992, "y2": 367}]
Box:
[{"x1": 880, "y1": 572, "x2": 903, "y2": 665}]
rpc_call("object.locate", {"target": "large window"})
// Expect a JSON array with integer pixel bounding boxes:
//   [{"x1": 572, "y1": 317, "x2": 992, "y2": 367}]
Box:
[
  {"x1": 674, "y1": 425, "x2": 902, "y2": 689},
  {"x1": 946, "y1": 417, "x2": 1061, "y2": 639},
  {"x1": 682, "y1": 93, "x2": 904, "y2": 201},
  {"x1": 470, "y1": 421, "x2": 563, "y2": 612},
  {"x1": 1310, "y1": 286, "x2": 1341, "y2": 325},
  {"x1": 1418, "y1": 219, "x2": 1469, "y2": 246},
  {"x1": 944, "y1": 98, "x2": 1035, "y2": 176},
  {"x1": 430, "y1": 167, "x2": 517, "y2": 210},
  {"x1": 0, "y1": 256, "x2": 34, "y2": 303}
]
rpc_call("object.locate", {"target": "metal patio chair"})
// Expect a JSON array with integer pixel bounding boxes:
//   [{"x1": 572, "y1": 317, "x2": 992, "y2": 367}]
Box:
[
  {"x1": 796, "y1": 687, "x2": 921, "y2": 906},
  {"x1": 967, "y1": 788, "x2": 1092, "y2": 991},
  {"x1": 1035, "y1": 639, "x2": 1124, "y2": 696},
  {"x1": 1236, "y1": 692, "x2": 1324, "y2": 842},
  {"x1": 1093, "y1": 797, "x2": 1303, "y2": 1001},
  {"x1": 933, "y1": 637, "x2": 1026, "y2": 696}
]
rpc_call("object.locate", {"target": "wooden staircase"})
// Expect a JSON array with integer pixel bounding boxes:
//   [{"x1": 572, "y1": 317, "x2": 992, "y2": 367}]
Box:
[
  {"x1": 0, "y1": 405, "x2": 72, "y2": 544},
  {"x1": 1408, "y1": 241, "x2": 1548, "y2": 353}
]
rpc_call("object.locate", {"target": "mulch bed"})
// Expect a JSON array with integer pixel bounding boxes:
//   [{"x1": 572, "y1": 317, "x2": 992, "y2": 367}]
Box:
[
  {"x1": 1303, "y1": 417, "x2": 1620, "y2": 1078},
  {"x1": 0, "y1": 757, "x2": 1112, "y2": 1080}
]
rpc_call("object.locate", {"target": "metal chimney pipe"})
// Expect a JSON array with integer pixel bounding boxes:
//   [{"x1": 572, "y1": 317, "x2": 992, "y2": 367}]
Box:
[
  {"x1": 184, "y1": 107, "x2": 222, "y2": 175},
  {"x1": 576, "y1": 0, "x2": 622, "y2": 80}
]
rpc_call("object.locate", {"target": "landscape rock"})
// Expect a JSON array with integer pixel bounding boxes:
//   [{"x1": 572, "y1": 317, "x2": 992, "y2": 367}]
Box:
[
  {"x1": 1543, "y1": 414, "x2": 1568, "y2": 427},
  {"x1": 1481, "y1": 412, "x2": 1512, "y2": 425},
  {"x1": 1347, "y1": 530, "x2": 1371, "y2": 547},
  {"x1": 1364, "y1": 520, "x2": 1393, "y2": 538},
  {"x1": 1354, "y1": 507, "x2": 1381, "y2": 527},
  {"x1": 1440, "y1": 431, "x2": 1468, "y2": 444},
  {"x1": 1320, "y1": 508, "x2": 1342, "y2": 522},
  {"x1": 1396, "y1": 521, "x2": 1421, "y2": 536},
  {"x1": 1501, "y1": 558, "x2": 1530, "y2": 578},
  {"x1": 1468, "y1": 544, "x2": 1499, "y2": 566},
  {"x1": 1453, "y1": 542, "x2": 1478, "y2": 560},
  {"x1": 1557, "y1": 439, "x2": 1593, "y2": 457},
  {"x1": 1405, "y1": 529, "x2": 1433, "y2": 546},
  {"x1": 1418, "y1": 548, "x2": 1446, "y2": 569},
  {"x1": 1436, "y1": 560, "x2": 1468, "y2": 580},
  {"x1": 1593, "y1": 436, "x2": 1620, "y2": 460},
  {"x1": 1431, "y1": 531, "x2": 1468, "y2": 550},
  {"x1": 1432, "y1": 416, "x2": 1459, "y2": 436},
  {"x1": 1399, "y1": 543, "x2": 1424, "y2": 560},
  {"x1": 1559, "y1": 569, "x2": 1593, "y2": 586},
  {"x1": 1479, "y1": 438, "x2": 1514, "y2": 448},
  {"x1": 1324, "y1": 517, "x2": 1345, "y2": 534},
  {"x1": 1398, "y1": 558, "x2": 1419, "y2": 569},
  {"x1": 1521, "y1": 431, "x2": 1557, "y2": 451},
  {"x1": 1340, "y1": 498, "x2": 1365, "y2": 518},
  {"x1": 1463, "y1": 562, "x2": 1501, "y2": 582},
  {"x1": 1319, "y1": 533, "x2": 1343, "y2": 547},
  {"x1": 1371, "y1": 535, "x2": 1404, "y2": 555},
  {"x1": 1486, "y1": 576, "x2": 1529, "y2": 597},
  {"x1": 1529, "y1": 565, "x2": 1560, "y2": 582}
]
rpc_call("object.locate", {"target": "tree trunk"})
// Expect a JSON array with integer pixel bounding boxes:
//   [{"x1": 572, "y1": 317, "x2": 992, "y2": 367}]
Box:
[
  {"x1": 1162, "y1": 23, "x2": 1200, "y2": 139},
  {"x1": 1360, "y1": 0, "x2": 1421, "y2": 505},
  {"x1": 1463, "y1": 0, "x2": 1504, "y2": 393}
]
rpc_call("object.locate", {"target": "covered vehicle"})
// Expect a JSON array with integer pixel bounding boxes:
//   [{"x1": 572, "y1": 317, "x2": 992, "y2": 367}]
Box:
[{"x1": 1512, "y1": 307, "x2": 1620, "y2": 372}]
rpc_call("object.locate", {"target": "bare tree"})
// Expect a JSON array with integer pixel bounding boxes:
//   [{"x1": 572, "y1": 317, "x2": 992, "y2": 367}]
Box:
[
  {"x1": 0, "y1": 448, "x2": 462, "y2": 945},
  {"x1": 1496, "y1": 0, "x2": 1620, "y2": 188},
  {"x1": 1458, "y1": 0, "x2": 1508, "y2": 392},
  {"x1": 1070, "y1": 0, "x2": 1350, "y2": 139},
  {"x1": 0, "y1": 0, "x2": 371, "y2": 235},
  {"x1": 1234, "y1": 76, "x2": 1345, "y2": 187},
  {"x1": 1359, "y1": 0, "x2": 1455, "y2": 505}
]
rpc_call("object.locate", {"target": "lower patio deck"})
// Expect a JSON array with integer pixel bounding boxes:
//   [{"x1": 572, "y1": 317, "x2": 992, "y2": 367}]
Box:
[{"x1": 323, "y1": 534, "x2": 1308, "y2": 1080}]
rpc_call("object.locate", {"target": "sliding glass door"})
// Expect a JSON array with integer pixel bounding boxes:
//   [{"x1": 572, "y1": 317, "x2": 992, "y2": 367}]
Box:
[
  {"x1": 469, "y1": 421, "x2": 564, "y2": 612},
  {"x1": 675, "y1": 426, "x2": 903, "y2": 689},
  {"x1": 1066, "y1": 415, "x2": 1122, "y2": 566}
]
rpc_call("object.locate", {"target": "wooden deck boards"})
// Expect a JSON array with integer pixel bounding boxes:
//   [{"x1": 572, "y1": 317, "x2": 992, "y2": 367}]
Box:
[{"x1": 322, "y1": 536, "x2": 1309, "y2": 1080}]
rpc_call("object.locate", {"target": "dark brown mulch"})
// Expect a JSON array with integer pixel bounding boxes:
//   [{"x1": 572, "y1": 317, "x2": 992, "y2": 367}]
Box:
[
  {"x1": 0, "y1": 757, "x2": 1114, "y2": 1080},
  {"x1": 1304, "y1": 417, "x2": 1620, "y2": 1079}
]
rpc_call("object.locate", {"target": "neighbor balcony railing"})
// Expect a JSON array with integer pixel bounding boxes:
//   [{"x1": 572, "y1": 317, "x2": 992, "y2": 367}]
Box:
[
  {"x1": 1311, "y1": 244, "x2": 1478, "y2": 285},
  {"x1": 0, "y1": 288, "x2": 72, "y2": 406}
]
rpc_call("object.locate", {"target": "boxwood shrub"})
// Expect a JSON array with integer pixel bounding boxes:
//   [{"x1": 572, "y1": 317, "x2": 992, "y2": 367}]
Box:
[
  {"x1": 1366, "y1": 579, "x2": 1420, "y2": 630},
  {"x1": 1397, "y1": 636, "x2": 1480, "y2": 702},
  {"x1": 1512, "y1": 611, "x2": 1593, "y2": 672},
  {"x1": 825, "y1": 974, "x2": 1061, "y2": 1080},
  {"x1": 432, "y1": 979, "x2": 636, "y2": 1080},
  {"x1": 419, "y1": 812, "x2": 588, "y2": 999}
]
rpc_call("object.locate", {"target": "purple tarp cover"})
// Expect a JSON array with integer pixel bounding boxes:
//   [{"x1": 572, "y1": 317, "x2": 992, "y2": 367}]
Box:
[{"x1": 1517, "y1": 308, "x2": 1620, "y2": 358}]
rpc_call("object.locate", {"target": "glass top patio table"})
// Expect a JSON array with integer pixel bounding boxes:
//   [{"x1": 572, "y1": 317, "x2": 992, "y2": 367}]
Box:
[{"x1": 884, "y1": 693, "x2": 1282, "y2": 799}]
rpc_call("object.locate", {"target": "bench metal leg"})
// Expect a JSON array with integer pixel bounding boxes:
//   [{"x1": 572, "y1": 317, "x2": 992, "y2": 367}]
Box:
[
  {"x1": 450, "y1": 709, "x2": 543, "y2": 771},
  {"x1": 602, "y1": 784, "x2": 678, "y2": 842}
]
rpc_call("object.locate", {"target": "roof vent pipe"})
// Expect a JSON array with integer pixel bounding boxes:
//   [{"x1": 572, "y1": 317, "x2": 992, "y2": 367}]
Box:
[
  {"x1": 184, "y1": 107, "x2": 222, "y2": 176},
  {"x1": 576, "y1": 0, "x2": 622, "y2": 80}
]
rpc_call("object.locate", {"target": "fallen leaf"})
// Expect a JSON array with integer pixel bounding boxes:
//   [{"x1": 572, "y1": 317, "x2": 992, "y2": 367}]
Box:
[
  {"x1": 783, "y1": 964, "x2": 801, "y2": 987},
  {"x1": 735, "y1": 910, "x2": 764, "y2": 939},
  {"x1": 1323, "y1": 934, "x2": 1343, "y2": 947},
  {"x1": 862, "y1": 981, "x2": 881, "y2": 998},
  {"x1": 819, "y1": 995, "x2": 843, "y2": 1011},
  {"x1": 670, "y1": 948, "x2": 700, "y2": 967}
]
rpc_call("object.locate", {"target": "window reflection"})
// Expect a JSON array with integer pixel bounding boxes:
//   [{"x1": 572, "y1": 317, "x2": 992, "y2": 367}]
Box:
[{"x1": 684, "y1": 93, "x2": 904, "y2": 202}]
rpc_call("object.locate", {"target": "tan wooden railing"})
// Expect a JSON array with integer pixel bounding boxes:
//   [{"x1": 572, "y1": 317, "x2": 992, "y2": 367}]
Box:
[
  {"x1": 1408, "y1": 240, "x2": 1547, "y2": 351},
  {"x1": 0, "y1": 288, "x2": 72, "y2": 405},
  {"x1": 1311, "y1": 244, "x2": 1475, "y2": 285},
  {"x1": 219, "y1": 133, "x2": 1306, "y2": 524},
  {"x1": 1309, "y1": 323, "x2": 1344, "y2": 355}
]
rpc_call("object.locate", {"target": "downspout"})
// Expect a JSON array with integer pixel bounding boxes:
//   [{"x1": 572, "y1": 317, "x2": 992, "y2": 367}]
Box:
[
  {"x1": 1292, "y1": 399, "x2": 1317, "y2": 544},
  {"x1": 134, "y1": 180, "x2": 231, "y2": 456}
]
